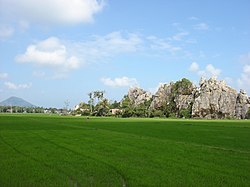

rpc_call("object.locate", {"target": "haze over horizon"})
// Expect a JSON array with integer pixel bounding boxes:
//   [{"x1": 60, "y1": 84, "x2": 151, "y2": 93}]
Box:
[{"x1": 0, "y1": 0, "x2": 250, "y2": 108}]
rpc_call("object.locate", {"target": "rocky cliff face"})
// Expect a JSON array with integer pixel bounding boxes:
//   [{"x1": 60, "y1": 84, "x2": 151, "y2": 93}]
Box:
[
  {"x1": 235, "y1": 89, "x2": 250, "y2": 119},
  {"x1": 175, "y1": 94, "x2": 194, "y2": 111},
  {"x1": 124, "y1": 77, "x2": 250, "y2": 119},
  {"x1": 150, "y1": 83, "x2": 173, "y2": 109},
  {"x1": 128, "y1": 87, "x2": 152, "y2": 106},
  {"x1": 192, "y1": 78, "x2": 238, "y2": 119},
  {"x1": 150, "y1": 78, "x2": 195, "y2": 117}
]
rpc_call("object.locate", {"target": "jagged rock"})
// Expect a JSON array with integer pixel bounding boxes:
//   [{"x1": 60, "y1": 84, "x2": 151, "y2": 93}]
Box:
[
  {"x1": 192, "y1": 78, "x2": 238, "y2": 119},
  {"x1": 128, "y1": 87, "x2": 152, "y2": 106},
  {"x1": 76, "y1": 77, "x2": 249, "y2": 119},
  {"x1": 150, "y1": 83, "x2": 173, "y2": 109},
  {"x1": 235, "y1": 89, "x2": 250, "y2": 119},
  {"x1": 175, "y1": 94, "x2": 194, "y2": 111},
  {"x1": 150, "y1": 78, "x2": 195, "y2": 114}
]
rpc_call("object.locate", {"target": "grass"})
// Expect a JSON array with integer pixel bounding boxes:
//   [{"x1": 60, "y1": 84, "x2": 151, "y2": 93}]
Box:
[{"x1": 0, "y1": 114, "x2": 250, "y2": 186}]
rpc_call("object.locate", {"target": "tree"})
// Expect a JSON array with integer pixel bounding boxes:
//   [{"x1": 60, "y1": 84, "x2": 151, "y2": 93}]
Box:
[
  {"x1": 110, "y1": 100, "x2": 120, "y2": 109},
  {"x1": 120, "y1": 95, "x2": 134, "y2": 117},
  {"x1": 88, "y1": 92, "x2": 94, "y2": 114},
  {"x1": 95, "y1": 98, "x2": 110, "y2": 116},
  {"x1": 120, "y1": 95, "x2": 131, "y2": 109},
  {"x1": 63, "y1": 100, "x2": 70, "y2": 115},
  {"x1": 172, "y1": 78, "x2": 193, "y2": 95},
  {"x1": 121, "y1": 108, "x2": 134, "y2": 118},
  {"x1": 94, "y1": 91, "x2": 105, "y2": 102},
  {"x1": 64, "y1": 100, "x2": 69, "y2": 110},
  {"x1": 88, "y1": 90, "x2": 105, "y2": 115}
]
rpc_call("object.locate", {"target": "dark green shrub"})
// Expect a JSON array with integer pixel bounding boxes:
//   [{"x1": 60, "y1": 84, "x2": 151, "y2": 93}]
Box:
[
  {"x1": 149, "y1": 110, "x2": 164, "y2": 118},
  {"x1": 179, "y1": 109, "x2": 191, "y2": 118}
]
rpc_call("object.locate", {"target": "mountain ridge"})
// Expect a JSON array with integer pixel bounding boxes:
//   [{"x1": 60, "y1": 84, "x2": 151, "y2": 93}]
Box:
[{"x1": 0, "y1": 96, "x2": 36, "y2": 107}]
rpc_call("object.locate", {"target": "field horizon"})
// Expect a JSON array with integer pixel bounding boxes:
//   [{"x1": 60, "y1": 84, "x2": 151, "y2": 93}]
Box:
[{"x1": 0, "y1": 114, "x2": 250, "y2": 186}]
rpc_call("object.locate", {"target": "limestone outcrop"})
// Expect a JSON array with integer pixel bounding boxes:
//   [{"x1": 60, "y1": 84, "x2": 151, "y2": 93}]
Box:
[
  {"x1": 128, "y1": 87, "x2": 152, "y2": 106},
  {"x1": 192, "y1": 78, "x2": 238, "y2": 119},
  {"x1": 235, "y1": 89, "x2": 250, "y2": 119},
  {"x1": 148, "y1": 77, "x2": 249, "y2": 119},
  {"x1": 78, "y1": 77, "x2": 249, "y2": 119},
  {"x1": 175, "y1": 94, "x2": 194, "y2": 111},
  {"x1": 149, "y1": 78, "x2": 195, "y2": 117},
  {"x1": 150, "y1": 83, "x2": 173, "y2": 109}
]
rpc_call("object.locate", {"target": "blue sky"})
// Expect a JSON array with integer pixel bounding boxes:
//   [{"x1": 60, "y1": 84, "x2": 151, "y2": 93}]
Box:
[{"x1": 0, "y1": 0, "x2": 250, "y2": 108}]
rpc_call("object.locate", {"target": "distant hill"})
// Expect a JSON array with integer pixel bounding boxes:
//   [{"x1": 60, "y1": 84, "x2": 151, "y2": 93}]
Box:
[{"x1": 0, "y1": 96, "x2": 35, "y2": 107}]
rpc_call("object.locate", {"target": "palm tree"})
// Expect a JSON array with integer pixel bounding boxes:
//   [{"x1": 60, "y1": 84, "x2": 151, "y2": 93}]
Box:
[
  {"x1": 88, "y1": 92, "x2": 94, "y2": 114},
  {"x1": 94, "y1": 91, "x2": 105, "y2": 102},
  {"x1": 96, "y1": 98, "x2": 110, "y2": 116}
]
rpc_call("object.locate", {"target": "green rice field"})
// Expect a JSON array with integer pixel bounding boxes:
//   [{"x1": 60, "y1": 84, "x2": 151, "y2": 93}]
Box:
[{"x1": 0, "y1": 114, "x2": 250, "y2": 186}]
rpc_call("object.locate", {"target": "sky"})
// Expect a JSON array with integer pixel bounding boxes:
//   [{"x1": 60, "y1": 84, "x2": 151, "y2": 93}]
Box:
[{"x1": 0, "y1": 0, "x2": 250, "y2": 108}]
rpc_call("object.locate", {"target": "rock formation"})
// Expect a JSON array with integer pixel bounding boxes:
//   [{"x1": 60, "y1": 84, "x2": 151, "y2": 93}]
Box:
[
  {"x1": 175, "y1": 94, "x2": 194, "y2": 111},
  {"x1": 150, "y1": 83, "x2": 173, "y2": 109},
  {"x1": 77, "y1": 77, "x2": 249, "y2": 119},
  {"x1": 128, "y1": 87, "x2": 152, "y2": 106},
  {"x1": 133, "y1": 77, "x2": 249, "y2": 119},
  {"x1": 149, "y1": 78, "x2": 195, "y2": 117},
  {"x1": 235, "y1": 89, "x2": 250, "y2": 119},
  {"x1": 192, "y1": 77, "x2": 238, "y2": 119}
]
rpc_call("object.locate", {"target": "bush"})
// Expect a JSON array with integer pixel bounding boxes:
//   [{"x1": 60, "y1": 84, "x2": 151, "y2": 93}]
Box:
[
  {"x1": 172, "y1": 78, "x2": 193, "y2": 95},
  {"x1": 179, "y1": 109, "x2": 191, "y2": 118},
  {"x1": 168, "y1": 113, "x2": 177, "y2": 118},
  {"x1": 149, "y1": 110, "x2": 164, "y2": 118},
  {"x1": 121, "y1": 109, "x2": 134, "y2": 118}
]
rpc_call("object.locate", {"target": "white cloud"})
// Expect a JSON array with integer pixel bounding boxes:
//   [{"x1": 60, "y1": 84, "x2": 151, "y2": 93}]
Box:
[
  {"x1": 238, "y1": 73, "x2": 250, "y2": 91},
  {"x1": 4, "y1": 81, "x2": 32, "y2": 90},
  {"x1": 15, "y1": 32, "x2": 142, "y2": 78},
  {"x1": 185, "y1": 39, "x2": 197, "y2": 44},
  {"x1": 149, "y1": 82, "x2": 165, "y2": 94},
  {"x1": 189, "y1": 62, "x2": 221, "y2": 78},
  {"x1": 170, "y1": 32, "x2": 189, "y2": 41},
  {"x1": 188, "y1": 16, "x2": 199, "y2": 20},
  {"x1": 0, "y1": 72, "x2": 8, "y2": 79},
  {"x1": 189, "y1": 62, "x2": 199, "y2": 72},
  {"x1": 32, "y1": 71, "x2": 46, "y2": 78},
  {"x1": 15, "y1": 31, "x2": 201, "y2": 78},
  {"x1": 193, "y1": 23, "x2": 209, "y2": 30},
  {"x1": 101, "y1": 77, "x2": 138, "y2": 87},
  {"x1": 224, "y1": 77, "x2": 233, "y2": 85},
  {"x1": 18, "y1": 20, "x2": 30, "y2": 31},
  {"x1": 147, "y1": 35, "x2": 182, "y2": 54},
  {"x1": 0, "y1": 0, "x2": 105, "y2": 25},
  {"x1": 172, "y1": 22, "x2": 181, "y2": 27},
  {"x1": 0, "y1": 25, "x2": 14, "y2": 39},
  {"x1": 238, "y1": 53, "x2": 250, "y2": 93},
  {"x1": 16, "y1": 37, "x2": 80, "y2": 71},
  {"x1": 75, "y1": 31, "x2": 142, "y2": 63},
  {"x1": 239, "y1": 52, "x2": 250, "y2": 64},
  {"x1": 84, "y1": 32, "x2": 141, "y2": 54},
  {"x1": 198, "y1": 64, "x2": 221, "y2": 78},
  {"x1": 243, "y1": 64, "x2": 250, "y2": 73}
]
